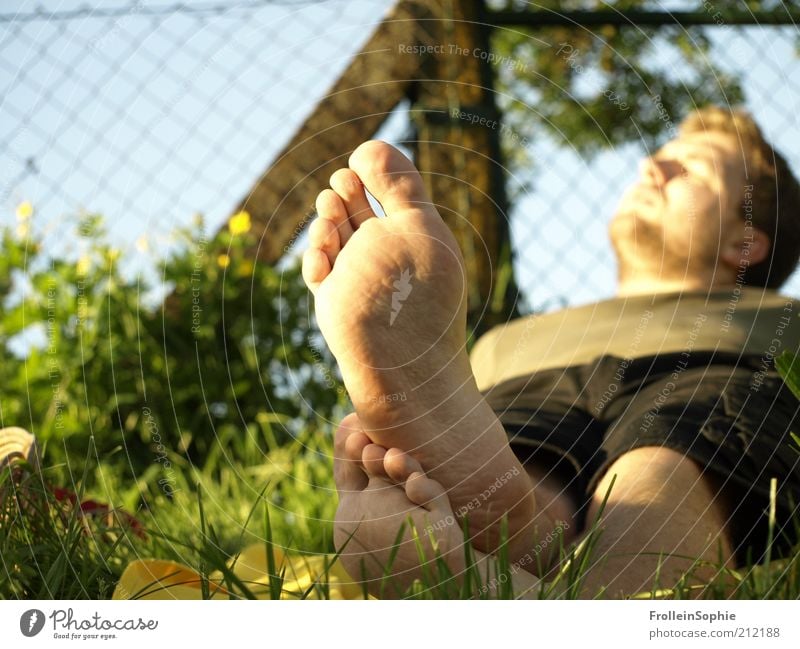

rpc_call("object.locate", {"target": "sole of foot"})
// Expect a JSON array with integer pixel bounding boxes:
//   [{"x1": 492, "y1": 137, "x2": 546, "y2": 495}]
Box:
[{"x1": 304, "y1": 143, "x2": 536, "y2": 560}]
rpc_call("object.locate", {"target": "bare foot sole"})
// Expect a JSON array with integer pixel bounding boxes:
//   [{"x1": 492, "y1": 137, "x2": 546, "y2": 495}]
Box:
[{"x1": 305, "y1": 142, "x2": 537, "y2": 559}]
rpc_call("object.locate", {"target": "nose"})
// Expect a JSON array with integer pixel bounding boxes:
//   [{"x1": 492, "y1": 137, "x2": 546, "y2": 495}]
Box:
[{"x1": 639, "y1": 156, "x2": 681, "y2": 186}]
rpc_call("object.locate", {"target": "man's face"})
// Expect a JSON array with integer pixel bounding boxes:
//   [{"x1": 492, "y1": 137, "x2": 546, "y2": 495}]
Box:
[{"x1": 609, "y1": 130, "x2": 747, "y2": 281}]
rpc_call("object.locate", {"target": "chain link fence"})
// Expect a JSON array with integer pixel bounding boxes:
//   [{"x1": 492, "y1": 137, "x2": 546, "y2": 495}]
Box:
[
  {"x1": 0, "y1": 0, "x2": 396, "y2": 270},
  {"x1": 2, "y1": 1, "x2": 799, "y2": 315}
]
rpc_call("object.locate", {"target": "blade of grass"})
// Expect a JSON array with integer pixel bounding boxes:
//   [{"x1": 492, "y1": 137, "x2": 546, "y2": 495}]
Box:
[
  {"x1": 263, "y1": 497, "x2": 284, "y2": 600},
  {"x1": 379, "y1": 520, "x2": 408, "y2": 599},
  {"x1": 196, "y1": 486, "x2": 210, "y2": 600}
]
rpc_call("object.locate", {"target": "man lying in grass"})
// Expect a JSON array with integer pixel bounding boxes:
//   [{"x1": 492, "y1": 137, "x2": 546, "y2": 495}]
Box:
[{"x1": 302, "y1": 105, "x2": 800, "y2": 598}]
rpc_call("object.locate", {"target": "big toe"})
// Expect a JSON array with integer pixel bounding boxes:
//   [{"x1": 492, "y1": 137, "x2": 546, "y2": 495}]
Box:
[
  {"x1": 348, "y1": 141, "x2": 434, "y2": 217},
  {"x1": 333, "y1": 412, "x2": 367, "y2": 459}
]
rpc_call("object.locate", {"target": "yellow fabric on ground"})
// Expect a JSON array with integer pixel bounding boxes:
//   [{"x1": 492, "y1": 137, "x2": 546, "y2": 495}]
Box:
[{"x1": 113, "y1": 544, "x2": 364, "y2": 600}]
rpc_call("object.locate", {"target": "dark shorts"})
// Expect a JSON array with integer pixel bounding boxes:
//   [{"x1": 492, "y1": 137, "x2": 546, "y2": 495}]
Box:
[{"x1": 481, "y1": 352, "x2": 800, "y2": 564}]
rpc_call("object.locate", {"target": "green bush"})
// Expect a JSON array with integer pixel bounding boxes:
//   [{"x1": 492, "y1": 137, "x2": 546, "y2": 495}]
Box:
[{"x1": 0, "y1": 208, "x2": 345, "y2": 486}]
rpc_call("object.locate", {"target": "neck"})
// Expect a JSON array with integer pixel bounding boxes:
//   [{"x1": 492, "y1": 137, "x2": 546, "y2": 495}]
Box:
[
  {"x1": 616, "y1": 276, "x2": 709, "y2": 297},
  {"x1": 614, "y1": 261, "x2": 735, "y2": 298}
]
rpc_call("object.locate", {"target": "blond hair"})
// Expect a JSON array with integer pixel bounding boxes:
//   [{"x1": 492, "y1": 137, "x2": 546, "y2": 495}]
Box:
[{"x1": 680, "y1": 106, "x2": 800, "y2": 288}]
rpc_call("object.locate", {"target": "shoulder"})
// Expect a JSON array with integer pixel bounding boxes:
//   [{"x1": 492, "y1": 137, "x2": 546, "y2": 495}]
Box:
[{"x1": 470, "y1": 318, "x2": 532, "y2": 391}]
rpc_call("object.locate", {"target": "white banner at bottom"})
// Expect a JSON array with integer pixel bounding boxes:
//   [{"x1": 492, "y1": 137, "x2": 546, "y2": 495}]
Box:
[{"x1": 1, "y1": 600, "x2": 798, "y2": 648}]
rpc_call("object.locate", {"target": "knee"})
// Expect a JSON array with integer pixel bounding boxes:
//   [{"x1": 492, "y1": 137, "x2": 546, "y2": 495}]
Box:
[
  {"x1": 589, "y1": 446, "x2": 733, "y2": 544},
  {"x1": 609, "y1": 445, "x2": 700, "y2": 476},
  {"x1": 594, "y1": 446, "x2": 710, "y2": 503},
  {"x1": 587, "y1": 446, "x2": 735, "y2": 545}
]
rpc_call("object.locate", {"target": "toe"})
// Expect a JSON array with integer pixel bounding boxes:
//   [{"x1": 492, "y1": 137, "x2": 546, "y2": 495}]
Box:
[
  {"x1": 308, "y1": 215, "x2": 341, "y2": 266},
  {"x1": 330, "y1": 168, "x2": 376, "y2": 228},
  {"x1": 333, "y1": 453, "x2": 367, "y2": 495},
  {"x1": 383, "y1": 447, "x2": 423, "y2": 484},
  {"x1": 301, "y1": 248, "x2": 331, "y2": 294},
  {"x1": 405, "y1": 471, "x2": 451, "y2": 512},
  {"x1": 343, "y1": 431, "x2": 372, "y2": 464},
  {"x1": 361, "y1": 443, "x2": 389, "y2": 478},
  {"x1": 347, "y1": 141, "x2": 433, "y2": 218},
  {"x1": 333, "y1": 416, "x2": 370, "y2": 492},
  {"x1": 315, "y1": 188, "x2": 354, "y2": 246},
  {"x1": 333, "y1": 412, "x2": 362, "y2": 451}
]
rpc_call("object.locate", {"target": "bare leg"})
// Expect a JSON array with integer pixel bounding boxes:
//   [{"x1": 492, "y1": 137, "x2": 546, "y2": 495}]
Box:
[{"x1": 577, "y1": 446, "x2": 735, "y2": 598}]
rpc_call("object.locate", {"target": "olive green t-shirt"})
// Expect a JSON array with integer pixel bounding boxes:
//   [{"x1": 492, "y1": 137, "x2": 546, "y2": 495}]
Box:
[{"x1": 471, "y1": 288, "x2": 800, "y2": 392}]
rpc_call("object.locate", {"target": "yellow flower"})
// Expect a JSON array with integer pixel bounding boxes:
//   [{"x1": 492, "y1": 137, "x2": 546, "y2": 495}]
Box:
[
  {"x1": 237, "y1": 259, "x2": 254, "y2": 277},
  {"x1": 15, "y1": 222, "x2": 30, "y2": 239},
  {"x1": 217, "y1": 254, "x2": 230, "y2": 269},
  {"x1": 16, "y1": 201, "x2": 33, "y2": 221},
  {"x1": 107, "y1": 248, "x2": 120, "y2": 263},
  {"x1": 228, "y1": 210, "x2": 251, "y2": 236},
  {"x1": 135, "y1": 235, "x2": 149, "y2": 252},
  {"x1": 76, "y1": 255, "x2": 91, "y2": 276}
]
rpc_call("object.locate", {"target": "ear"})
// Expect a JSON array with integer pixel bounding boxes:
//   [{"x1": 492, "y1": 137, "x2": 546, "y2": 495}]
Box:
[{"x1": 720, "y1": 226, "x2": 770, "y2": 270}]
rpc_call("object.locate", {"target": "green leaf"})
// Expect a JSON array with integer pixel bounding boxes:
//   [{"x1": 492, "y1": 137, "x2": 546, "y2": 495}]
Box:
[{"x1": 776, "y1": 350, "x2": 800, "y2": 402}]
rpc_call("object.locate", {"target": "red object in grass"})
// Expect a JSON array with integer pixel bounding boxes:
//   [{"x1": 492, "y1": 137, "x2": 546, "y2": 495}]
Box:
[{"x1": 51, "y1": 487, "x2": 146, "y2": 539}]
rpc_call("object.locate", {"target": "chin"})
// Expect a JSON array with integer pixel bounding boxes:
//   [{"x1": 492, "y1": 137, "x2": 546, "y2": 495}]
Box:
[
  {"x1": 609, "y1": 208, "x2": 637, "y2": 240},
  {"x1": 611, "y1": 210, "x2": 667, "y2": 256},
  {"x1": 608, "y1": 214, "x2": 632, "y2": 259}
]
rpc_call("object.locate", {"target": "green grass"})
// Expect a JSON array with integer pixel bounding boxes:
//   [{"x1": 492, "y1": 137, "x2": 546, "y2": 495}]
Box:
[
  {"x1": 0, "y1": 415, "x2": 340, "y2": 600},
  {"x1": 2, "y1": 414, "x2": 799, "y2": 600}
]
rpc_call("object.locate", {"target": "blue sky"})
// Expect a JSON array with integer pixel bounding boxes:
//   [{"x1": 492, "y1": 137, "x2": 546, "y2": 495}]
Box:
[
  {"x1": 1, "y1": 0, "x2": 395, "y2": 267},
  {"x1": 2, "y1": 0, "x2": 799, "y2": 312}
]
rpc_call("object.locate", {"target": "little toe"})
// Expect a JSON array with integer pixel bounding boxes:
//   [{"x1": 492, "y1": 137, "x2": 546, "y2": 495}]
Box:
[
  {"x1": 330, "y1": 167, "x2": 376, "y2": 228},
  {"x1": 315, "y1": 188, "x2": 354, "y2": 246},
  {"x1": 361, "y1": 443, "x2": 389, "y2": 478},
  {"x1": 308, "y1": 216, "x2": 341, "y2": 266},
  {"x1": 405, "y1": 471, "x2": 451, "y2": 512},
  {"x1": 301, "y1": 247, "x2": 331, "y2": 294},
  {"x1": 383, "y1": 447, "x2": 423, "y2": 484}
]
